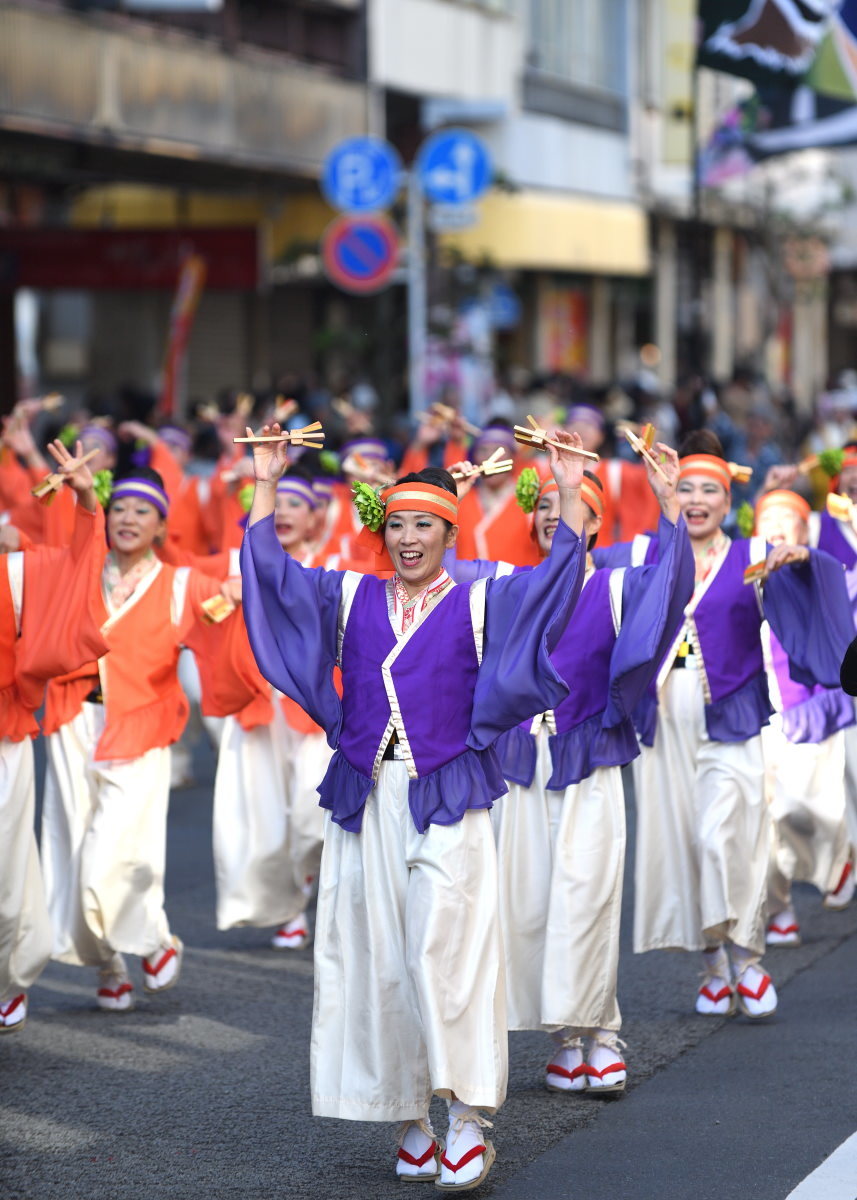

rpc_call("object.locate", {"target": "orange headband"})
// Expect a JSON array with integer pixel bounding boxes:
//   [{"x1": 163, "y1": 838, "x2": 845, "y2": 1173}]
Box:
[
  {"x1": 841, "y1": 452, "x2": 857, "y2": 471},
  {"x1": 379, "y1": 482, "x2": 459, "y2": 524},
  {"x1": 754, "y1": 489, "x2": 811, "y2": 525},
  {"x1": 678, "y1": 454, "x2": 732, "y2": 492},
  {"x1": 538, "y1": 476, "x2": 604, "y2": 518}
]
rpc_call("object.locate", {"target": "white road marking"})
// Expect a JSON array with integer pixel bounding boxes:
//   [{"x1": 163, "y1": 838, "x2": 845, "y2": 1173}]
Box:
[{"x1": 786, "y1": 1131, "x2": 857, "y2": 1199}]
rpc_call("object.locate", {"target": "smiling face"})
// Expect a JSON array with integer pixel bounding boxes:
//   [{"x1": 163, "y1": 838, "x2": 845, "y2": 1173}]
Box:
[
  {"x1": 533, "y1": 489, "x2": 601, "y2": 555},
  {"x1": 274, "y1": 491, "x2": 316, "y2": 553},
  {"x1": 756, "y1": 503, "x2": 808, "y2": 548},
  {"x1": 676, "y1": 474, "x2": 731, "y2": 543},
  {"x1": 384, "y1": 509, "x2": 458, "y2": 595},
  {"x1": 107, "y1": 496, "x2": 165, "y2": 562}
]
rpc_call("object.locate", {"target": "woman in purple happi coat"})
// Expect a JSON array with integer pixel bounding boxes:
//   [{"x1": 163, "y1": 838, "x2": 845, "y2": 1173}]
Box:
[
  {"x1": 444, "y1": 447, "x2": 693, "y2": 1098},
  {"x1": 239, "y1": 422, "x2": 588, "y2": 1192},
  {"x1": 597, "y1": 432, "x2": 854, "y2": 1022},
  {"x1": 755, "y1": 488, "x2": 856, "y2": 948}
]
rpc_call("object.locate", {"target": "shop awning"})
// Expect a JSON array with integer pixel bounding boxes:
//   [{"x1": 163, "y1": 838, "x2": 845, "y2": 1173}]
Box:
[{"x1": 441, "y1": 189, "x2": 650, "y2": 276}]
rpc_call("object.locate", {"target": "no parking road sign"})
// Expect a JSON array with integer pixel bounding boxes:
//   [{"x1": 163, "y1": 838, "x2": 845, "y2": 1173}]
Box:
[{"x1": 321, "y1": 214, "x2": 400, "y2": 295}]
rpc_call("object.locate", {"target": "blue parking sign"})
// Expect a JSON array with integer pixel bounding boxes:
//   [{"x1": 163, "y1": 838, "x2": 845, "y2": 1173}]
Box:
[
  {"x1": 416, "y1": 128, "x2": 492, "y2": 205},
  {"x1": 322, "y1": 138, "x2": 402, "y2": 213}
]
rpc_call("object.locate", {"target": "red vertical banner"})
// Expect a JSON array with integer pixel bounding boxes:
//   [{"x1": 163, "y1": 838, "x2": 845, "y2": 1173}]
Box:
[
  {"x1": 537, "y1": 282, "x2": 589, "y2": 373},
  {"x1": 160, "y1": 253, "x2": 207, "y2": 417}
]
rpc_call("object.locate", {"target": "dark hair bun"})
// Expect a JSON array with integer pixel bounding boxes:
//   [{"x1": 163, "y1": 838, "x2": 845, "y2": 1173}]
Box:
[{"x1": 677, "y1": 430, "x2": 725, "y2": 460}]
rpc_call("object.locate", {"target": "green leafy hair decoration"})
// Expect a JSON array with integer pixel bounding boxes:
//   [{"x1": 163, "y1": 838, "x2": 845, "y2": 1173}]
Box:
[
  {"x1": 736, "y1": 500, "x2": 755, "y2": 539},
  {"x1": 515, "y1": 467, "x2": 541, "y2": 514},
  {"x1": 58, "y1": 423, "x2": 80, "y2": 449},
  {"x1": 93, "y1": 469, "x2": 113, "y2": 510},
  {"x1": 352, "y1": 480, "x2": 385, "y2": 532},
  {"x1": 238, "y1": 482, "x2": 255, "y2": 513},
  {"x1": 319, "y1": 450, "x2": 340, "y2": 475},
  {"x1": 818, "y1": 447, "x2": 845, "y2": 477}
]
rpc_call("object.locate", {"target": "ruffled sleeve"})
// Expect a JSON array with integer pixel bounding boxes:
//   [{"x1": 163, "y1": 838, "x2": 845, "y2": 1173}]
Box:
[{"x1": 240, "y1": 512, "x2": 346, "y2": 745}]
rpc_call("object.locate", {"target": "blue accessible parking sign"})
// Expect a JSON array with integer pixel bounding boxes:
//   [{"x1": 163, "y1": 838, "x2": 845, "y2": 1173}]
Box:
[
  {"x1": 321, "y1": 137, "x2": 403, "y2": 214},
  {"x1": 321, "y1": 214, "x2": 400, "y2": 295},
  {"x1": 416, "y1": 128, "x2": 492, "y2": 205}
]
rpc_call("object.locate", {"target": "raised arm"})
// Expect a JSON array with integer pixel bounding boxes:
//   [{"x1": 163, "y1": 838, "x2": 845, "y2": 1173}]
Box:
[{"x1": 764, "y1": 546, "x2": 855, "y2": 689}]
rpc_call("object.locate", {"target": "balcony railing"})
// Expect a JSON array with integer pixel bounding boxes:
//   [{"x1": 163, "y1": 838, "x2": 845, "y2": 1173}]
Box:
[{"x1": 0, "y1": 3, "x2": 369, "y2": 178}]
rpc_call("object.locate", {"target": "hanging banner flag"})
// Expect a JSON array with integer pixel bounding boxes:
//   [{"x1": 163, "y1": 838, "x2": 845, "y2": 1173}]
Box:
[
  {"x1": 697, "y1": 0, "x2": 838, "y2": 86},
  {"x1": 160, "y1": 253, "x2": 206, "y2": 417},
  {"x1": 807, "y1": 0, "x2": 857, "y2": 100},
  {"x1": 699, "y1": 81, "x2": 857, "y2": 185}
]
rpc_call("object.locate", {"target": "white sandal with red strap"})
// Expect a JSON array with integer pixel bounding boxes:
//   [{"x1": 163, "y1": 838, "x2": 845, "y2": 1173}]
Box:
[
  {"x1": 436, "y1": 1104, "x2": 495, "y2": 1192},
  {"x1": 824, "y1": 860, "x2": 855, "y2": 911},
  {"x1": 735, "y1": 961, "x2": 777, "y2": 1018},
  {"x1": 766, "y1": 908, "x2": 801, "y2": 946},
  {"x1": 271, "y1": 913, "x2": 310, "y2": 950},
  {"x1": 585, "y1": 1032, "x2": 627, "y2": 1096},
  {"x1": 545, "y1": 1034, "x2": 587, "y2": 1093},
  {"x1": 396, "y1": 1118, "x2": 441, "y2": 1181},
  {"x1": 0, "y1": 992, "x2": 28, "y2": 1032},
  {"x1": 97, "y1": 954, "x2": 135, "y2": 1012},
  {"x1": 142, "y1": 936, "x2": 184, "y2": 994}
]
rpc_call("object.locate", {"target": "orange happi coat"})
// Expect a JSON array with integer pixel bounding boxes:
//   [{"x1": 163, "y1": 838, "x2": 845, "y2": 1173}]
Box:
[
  {"x1": 43, "y1": 555, "x2": 222, "y2": 761},
  {"x1": 595, "y1": 458, "x2": 661, "y2": 548},
  {"x1": 455, "y1": 479, "x2": 542, "y2": 566},
  {"x1": 2, "y1": 505, "x2": 108, "y2": 741}
]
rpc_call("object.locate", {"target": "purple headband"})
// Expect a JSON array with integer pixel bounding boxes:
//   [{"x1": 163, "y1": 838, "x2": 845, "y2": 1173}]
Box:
[
  {"x1": 472, "y1": 426, "x2": 517, "y2": 455},
  {"x1": 566, "y1": 405, "x2": 605, "y2": 431},
  {"x1": 81, "y1": 425, "x2": 118, "y2": 455},
  {"x1": 276, "y1": 477, "x2": 318, "y2": 509},
  {"x1": 159, "y1": 426, "x2": 192, "y2": 455},
  {"x1": 109, "y1": 477, "x2": 169, "y2": 517},
  {"x1": 341, "y1": 438, "x2": 388, "y2": 462},
  {"x1": 312, "y1": 478, "x2": 334, "y2": 501}
]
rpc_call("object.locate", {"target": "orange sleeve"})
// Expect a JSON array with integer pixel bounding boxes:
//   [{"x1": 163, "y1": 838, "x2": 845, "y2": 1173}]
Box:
[{"x1": 150, "y1": 440, "x2": 185, "y2": 504}]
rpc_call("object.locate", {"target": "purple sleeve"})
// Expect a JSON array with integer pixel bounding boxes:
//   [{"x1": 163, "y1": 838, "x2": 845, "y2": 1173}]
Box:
[
  {"x1": 604, "y1": 516, "x2": 694, "y2": 727},
  {"x1": 239, "y1": 513, "x2": 344, "y2": 745},
  {"x1": 469, "y1": 519, "x2": 585, "y2": 747},
  {"x1": 764, "y1": 548, "x2": 855, "y2": 689},
  {"x1": 591, "y1": 542, "x2": 632, "y2": 569},
  {"x1": 442, "y1": 547, "x2": 501, "y2": 585}
]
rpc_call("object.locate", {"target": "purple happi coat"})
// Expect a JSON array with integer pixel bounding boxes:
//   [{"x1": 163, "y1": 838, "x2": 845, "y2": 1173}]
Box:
[
  {"x1": 240, "y1": 512, "x2": 585, "y2": 832},
  {"x1": 446, "y1": 515, "x2": 694, "y2": 789},
  {"x1": 767, "y1": 627, "x2": 855, "y2": 745},
  {"x1": 811, "y1": 509, "x2": 857, "y2": 571},
  {"x1": 618, "y1": 536, "x2": 856, "y2": 745}
]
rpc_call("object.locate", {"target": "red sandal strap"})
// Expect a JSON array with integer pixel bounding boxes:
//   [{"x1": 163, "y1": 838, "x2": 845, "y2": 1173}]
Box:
[
  {"x1": 587, "y1": 1060, "x2": 626, "y2": 1079},
  {"x1": 699, "y1": 984, "x2": 732, "y2": 1003},
  {"x1": 546, "y1": 1062, "x2": 588, "y2": 1082},
  {"x1": 143, "y1": 946, "x2": 176, "y2": 977},
  {"x1": 737, "y1": 973, "x2": 771, "y2": 1001},
  {"x1": 398, "y1": 1142, "x2": 438, "y2": 1168},
  {"x1": 0, "y1": 993, "x2": 25, "y2": 1018},
  {"x1": 440, "y1": 1145, "x2": 486, "y2": 1173},
  {"x1": 97, "y1": 982, "x2": 133, "y2": 999}
]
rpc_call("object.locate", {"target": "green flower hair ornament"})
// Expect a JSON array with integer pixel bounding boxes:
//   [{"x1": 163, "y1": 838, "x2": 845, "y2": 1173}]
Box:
[
  {"x1": 352, "y1": 480, "x2": 385, "y2": 532},
  {"x1": 736, "y1": 500, "x2": 755, "y2": 539},
  {"x1": 58, "y1": 423, "x2": 80, "y2": 449},
  {"x1": 818, "y1": 448, "x2": 845, "y2": 477},
  {"x1": 238, "y1": 482, "x2": 255, "y2": 514},
  {"x1": 515, "y1": 467, "x2": 541, "y2": 515},
  {"x1": 93, "y1": 469, "x2": 113, "y2": 510}
]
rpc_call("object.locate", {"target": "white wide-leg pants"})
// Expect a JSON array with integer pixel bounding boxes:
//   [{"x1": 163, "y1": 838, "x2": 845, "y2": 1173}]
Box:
[
  {"x1": 311, "y1": 761, "x2": 507, "y2": 1121},
  {"x1": 764, "y1": 723, "x2": 850, "y2": 910},
  {"x1": 0, "y1": 737, "x2": 52, "y2": 1000},
  {"x1": 41, "y1": 704, "x2": 172, "y2": 965},
  {"x1": 212, "y1": 702, "x2": 329, "y2": 931},
  {"x1": 494, "y1": 729, "x2": 625, "y2": 1032},
  {"x1": 634, "y1": 670, "x2": 770, "y2": 954}
]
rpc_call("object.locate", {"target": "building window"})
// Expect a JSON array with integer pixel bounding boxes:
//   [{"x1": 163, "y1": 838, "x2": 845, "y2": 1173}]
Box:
[{"x1": 525, "y1": 0, "x2": 627, "y2": 130}]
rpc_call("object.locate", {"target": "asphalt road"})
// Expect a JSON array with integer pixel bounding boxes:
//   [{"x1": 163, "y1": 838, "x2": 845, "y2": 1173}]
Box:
[{"x1": 3, "y1": 749, "x2": 857, "y2": 1200}]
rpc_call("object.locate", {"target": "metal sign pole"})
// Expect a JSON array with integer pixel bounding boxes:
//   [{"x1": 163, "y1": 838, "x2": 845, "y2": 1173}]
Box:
[{"x1": 407, "y1": 168, "x2": 427, "y2": 420}]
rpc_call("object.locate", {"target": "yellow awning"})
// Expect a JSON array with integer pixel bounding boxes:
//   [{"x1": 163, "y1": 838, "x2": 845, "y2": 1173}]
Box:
[{"x1": 441, "y1": 190, "x2": 650, "y2": 276}]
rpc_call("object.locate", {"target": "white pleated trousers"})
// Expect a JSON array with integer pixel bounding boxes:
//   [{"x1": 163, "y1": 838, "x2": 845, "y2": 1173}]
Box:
[
  {"x1": 494, "y1": 729, "x2": 625, "y2": 1032},
  {"x1": 634, "y1": 669, "x2": 770, "y2": 954},
  {"x1": 764, "y1": 723, "x2": 850, "y2": 909},
  {"x1": 0, "y1": 738, "x2": 52, "y2": 1000},
  {"x1": 41, "y1": 705, "x2": 173, "y2": 965},
  {"x1": 212, "y1": 702, "x2": 329, "y2": 930},
  {"x1": 311, "y1": 761, "x2": 507, "y2": 1121},
  {"x1": 171, "y1": 648, "x2": 223, "y2": 786}
]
